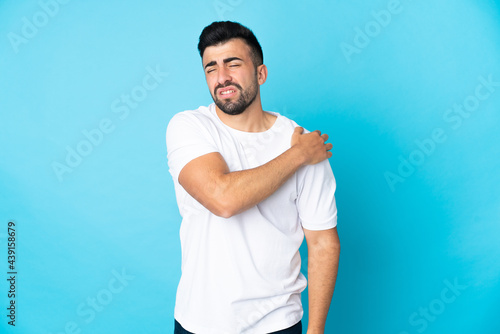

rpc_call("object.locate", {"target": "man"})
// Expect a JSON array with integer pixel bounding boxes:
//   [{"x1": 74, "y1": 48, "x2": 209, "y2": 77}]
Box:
[{"x1": 166, "y1": 21, "x2": 340, "y2": 334}]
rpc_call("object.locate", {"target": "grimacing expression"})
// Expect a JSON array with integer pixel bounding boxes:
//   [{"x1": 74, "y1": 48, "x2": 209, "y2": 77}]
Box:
[
  {"x1": 203, "y1": 39, "x2": 261, "y2": 116},
  {"x1": 212, "y1": 74, "x2": 259, "y2": 116}
]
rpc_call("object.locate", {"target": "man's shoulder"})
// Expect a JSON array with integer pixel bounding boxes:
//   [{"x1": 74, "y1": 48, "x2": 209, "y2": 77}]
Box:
[
  {"x1": 167, "y1": 104, "x2": 217, "y2": 132},
  {"x1": 170, "y1": 104, "x2": 214, "y2": 122},
  {"x1": 273, "y1": 112, "x2": 314, "y2": 134},
  {"x1": 267, "y1": 111, "x2": 302, "y2": 134}
]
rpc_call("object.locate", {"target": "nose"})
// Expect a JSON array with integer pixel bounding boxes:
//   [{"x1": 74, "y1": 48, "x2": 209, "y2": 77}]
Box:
[{"x1": 217, "y1": 66, "x2": 232, "y2": 85}]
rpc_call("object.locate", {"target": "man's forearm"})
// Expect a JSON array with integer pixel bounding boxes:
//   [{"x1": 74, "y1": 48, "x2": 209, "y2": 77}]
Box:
[
  {"x1": 306, "y1": 241, "x2": 340, "y2": 333},
  {"x1": 215, "y1": 145, "x2": 306, "y2": 217},
  {"x1": 179, "y1": 127, "x2": 332, "y2": 218}
]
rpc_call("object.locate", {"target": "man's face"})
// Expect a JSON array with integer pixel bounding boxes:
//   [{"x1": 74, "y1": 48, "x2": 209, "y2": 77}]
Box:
[{"x1": 202, "y1": 38, "x2": 261, "y2": 115}]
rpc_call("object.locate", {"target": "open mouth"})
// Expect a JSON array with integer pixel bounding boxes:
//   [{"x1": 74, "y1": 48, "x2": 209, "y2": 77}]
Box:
[
  {"x1": 217, "y1": 86, "x2": 238, "y2": 99},
  {"x1": 220, "y1": 89, "x2": 235, "y2": 95}
]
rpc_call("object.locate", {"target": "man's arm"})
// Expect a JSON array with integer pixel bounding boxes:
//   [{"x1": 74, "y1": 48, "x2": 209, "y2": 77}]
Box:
[
  {"x1": 178, "y1": 127, "x2": 332, "y2": 218},
  {"x1": 304, "y1": 227, "x2": 341, "y2": 334}
]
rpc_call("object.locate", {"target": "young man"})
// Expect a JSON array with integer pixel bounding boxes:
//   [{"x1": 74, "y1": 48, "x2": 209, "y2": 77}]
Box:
[{"x1": 166, "y1": 21, "x2": 340, "y2": 334}]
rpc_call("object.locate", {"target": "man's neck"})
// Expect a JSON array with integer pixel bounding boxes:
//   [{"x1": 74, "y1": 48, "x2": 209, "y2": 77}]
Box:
[{"x1": 215, "y1": 99, "x2": 277, "y2": 133}]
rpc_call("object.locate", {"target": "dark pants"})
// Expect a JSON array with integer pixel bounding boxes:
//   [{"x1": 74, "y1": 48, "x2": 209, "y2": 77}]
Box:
[{"x1": 174, "y1": 319, "x2": 302, "y2": 334}]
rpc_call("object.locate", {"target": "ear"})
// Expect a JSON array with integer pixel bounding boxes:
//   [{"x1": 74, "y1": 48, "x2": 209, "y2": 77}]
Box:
[{"x1": 256, "y1": 64, "x2": 268, "y2": 85}]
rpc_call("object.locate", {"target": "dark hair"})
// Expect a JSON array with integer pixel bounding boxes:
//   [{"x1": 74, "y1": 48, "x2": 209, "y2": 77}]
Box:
[{"x1": 198, "y1": 21, "x2": 263, "y2": 67}]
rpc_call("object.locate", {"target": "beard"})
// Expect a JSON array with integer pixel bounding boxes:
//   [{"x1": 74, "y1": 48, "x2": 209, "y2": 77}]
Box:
[{"x1": 213, "y1": 77, "x2": 259, "y2": 116}]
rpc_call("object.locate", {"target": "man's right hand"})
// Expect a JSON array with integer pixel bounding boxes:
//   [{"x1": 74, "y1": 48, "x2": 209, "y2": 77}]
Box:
[{"x1": 291, "y1": 127, "x2": 333, "y2": 165}]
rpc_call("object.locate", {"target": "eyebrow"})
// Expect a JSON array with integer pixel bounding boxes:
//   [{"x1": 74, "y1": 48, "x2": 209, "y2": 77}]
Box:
[{"x1": 204, "y1": 57, "x2": 243, "y2": 70}]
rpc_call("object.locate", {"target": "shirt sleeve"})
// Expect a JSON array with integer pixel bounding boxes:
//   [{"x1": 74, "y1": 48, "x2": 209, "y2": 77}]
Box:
[
  {"x1": 296, "y1": 160, "x2": 338, "y2": 230},
  {"x1": 166, "y1": 111, "x2": 219, "y2": 181}
]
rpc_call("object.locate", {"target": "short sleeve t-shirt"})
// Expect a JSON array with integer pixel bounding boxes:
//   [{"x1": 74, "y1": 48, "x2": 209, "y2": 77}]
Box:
[{"x1": 166, "y1": 103, "x2": 337, "y2": 334}]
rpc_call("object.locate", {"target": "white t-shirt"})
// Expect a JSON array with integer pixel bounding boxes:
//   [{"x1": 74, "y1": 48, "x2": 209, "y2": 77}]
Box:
[{"x1": 166, "y1": 103, "x2": 337, "y2": 334}]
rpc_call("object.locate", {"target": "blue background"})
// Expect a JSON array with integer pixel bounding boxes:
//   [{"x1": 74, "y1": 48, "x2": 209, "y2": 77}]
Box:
[{"x1": 1, "y1": 0, "x2": 499, "y2": 333}]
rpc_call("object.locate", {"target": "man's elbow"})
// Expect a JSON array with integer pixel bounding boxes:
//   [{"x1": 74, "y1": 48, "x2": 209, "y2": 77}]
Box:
[
  {"x1": 210, "y1": 206, "x2": 235, "y2": 219},
  {"x1": 207, "y1": 196, "x2": 240, "y2": 219},
  {"x1": 331, "y1": 234, "x2": 341, "y2": 253},
  {"x1": 306, "y1": 228, "x2": 341, "y2": 256},
  {"x1": 192, "y1": 176, "x2": 241, "y2": 218},
  {"x1": 321, "y1": 239, "x2": 340, "y2": 255},
  {"x1": 332, "y1": 241, "x2": 341, "y2": 255},
  {"x1": 322, "y1": 240, "x2": 340, "y2": 263}
]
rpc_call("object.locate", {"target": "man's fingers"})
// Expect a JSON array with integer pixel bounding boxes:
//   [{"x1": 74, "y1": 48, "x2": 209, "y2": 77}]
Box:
[
  {"x1": 294, "y1": 126, "x2": 304, "y2": 135},
  {"x1": 313, "y1": 130, "x2": 321, "y2": 136},
  {"x1": 321, "y1": 133, "x2": 329, "y2": 142},
  {"x1": 325, "y1": 143, "x2": 333, "y2": 151}
]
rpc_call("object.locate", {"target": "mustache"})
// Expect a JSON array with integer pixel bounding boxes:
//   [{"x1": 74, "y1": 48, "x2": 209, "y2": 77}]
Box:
[{"x1": 214, "y1": 82, "x2": 242, "y2": 96}]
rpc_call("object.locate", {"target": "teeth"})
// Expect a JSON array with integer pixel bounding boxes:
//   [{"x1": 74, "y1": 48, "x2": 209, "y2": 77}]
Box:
[{"x1": 221, "y1": 90, "x2": 235, "y2": 95}]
